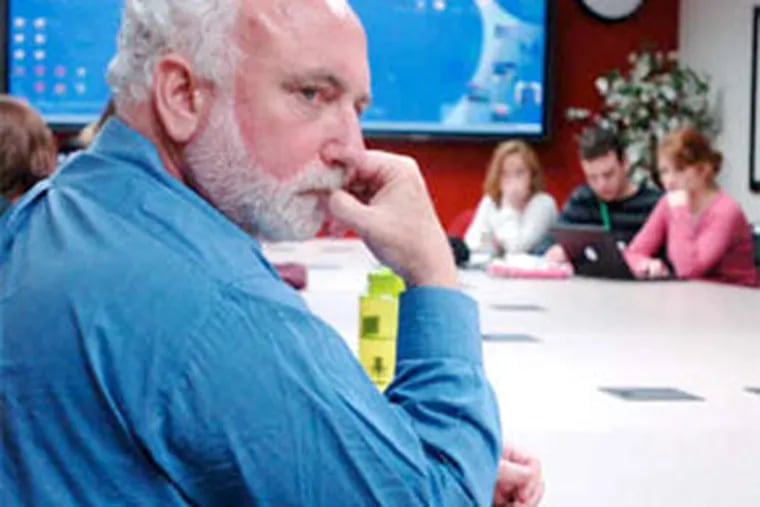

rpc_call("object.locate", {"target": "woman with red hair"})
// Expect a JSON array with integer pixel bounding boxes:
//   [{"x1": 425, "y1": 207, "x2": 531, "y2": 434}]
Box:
[{"x1": 625, "y1": 127, "x2": 757, "y2": 286}]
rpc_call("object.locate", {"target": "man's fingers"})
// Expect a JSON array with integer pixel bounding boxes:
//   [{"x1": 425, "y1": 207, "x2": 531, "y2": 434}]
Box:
[
  {"x1": 517, "y1": 462, "x2": 542, "y2": 505},
  {"x1": 491, "y1": 485, "x2": 508, "y2": 506},
  {"x1": 528, "y1": 479, "x2": 545, "y2": 506},
  {"x1": 349, "y1": 150, "x2": 419, "y2": 193},
  {"x1": 496, "y1": 460, "x2": 533, "y2": 503},
  {"x1": 345, "y1": 180, "x2": 375, "y2": 205},
  {"x1": 516, "y1": 479, "x2": 545, "y2": 507},
  {"x1": 339, "y1": 149, "x2": 393, "y2": 183},
  {"x1": 501, "y1": 460, "x2": 532, "y2": 485},
  {"x1": 327, "y1": 189, "x2": 370, "y2": 233},
  {"x1": 502, "y1": 444, "x2": 535, "y2": 465},
  {"x1": 496, "y1": 445, "x2": 543, "y2": 506}
]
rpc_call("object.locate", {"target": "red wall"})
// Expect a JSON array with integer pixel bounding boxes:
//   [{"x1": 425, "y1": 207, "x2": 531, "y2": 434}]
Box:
[{"x1": 367, "y1": 0, "x2": 680, "y2": 231}]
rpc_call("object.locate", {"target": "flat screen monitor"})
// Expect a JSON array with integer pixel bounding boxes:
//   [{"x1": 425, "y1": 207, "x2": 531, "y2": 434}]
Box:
[
  {"x1": 1, "y1": 0, "x2": 121, "y2": 129},
  {"x1": 1, "y1": 0, "x2": 553, "y2": 138},
  {"x1": 353, "y1": 0, "x2": 552, "y2": 139}
]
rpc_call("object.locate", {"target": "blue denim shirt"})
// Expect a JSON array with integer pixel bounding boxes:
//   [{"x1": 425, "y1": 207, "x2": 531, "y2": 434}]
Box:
[
  {"x1": 1, "y1": 118, "x2": 501, "y2": 506},
  {"x1": 0, "y1": 195, "x2": 9, "y2": 217}
]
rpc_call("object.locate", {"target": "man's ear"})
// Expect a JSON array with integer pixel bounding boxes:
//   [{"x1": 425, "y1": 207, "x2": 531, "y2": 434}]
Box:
[{"x1": 152, "y1": 54, "x2": 208, "y2": 144}]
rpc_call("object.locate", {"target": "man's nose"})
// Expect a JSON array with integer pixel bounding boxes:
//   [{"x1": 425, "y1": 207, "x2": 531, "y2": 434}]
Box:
[
  {"x1": 339, "y1": 105, "x2": 366, "y2": 159},
  {"x1": 322, "y1": 106, "x2": 365, "y2": 171}
]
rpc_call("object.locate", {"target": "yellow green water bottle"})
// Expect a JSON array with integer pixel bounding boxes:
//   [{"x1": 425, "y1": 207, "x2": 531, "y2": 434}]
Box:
[{"x1": 358, "y1": 267, "x2": 405, "y2": 391}]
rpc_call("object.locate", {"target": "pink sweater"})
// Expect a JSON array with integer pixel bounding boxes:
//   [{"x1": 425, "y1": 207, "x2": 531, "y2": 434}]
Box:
[{"x1": 626, "y1": 191, "x2": 758, "y2": 287}]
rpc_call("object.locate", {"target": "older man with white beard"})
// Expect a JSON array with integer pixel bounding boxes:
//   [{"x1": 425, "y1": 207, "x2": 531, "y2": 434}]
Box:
[{"x1": 1, "y1": 1, "x2": 543, "y2": 506}]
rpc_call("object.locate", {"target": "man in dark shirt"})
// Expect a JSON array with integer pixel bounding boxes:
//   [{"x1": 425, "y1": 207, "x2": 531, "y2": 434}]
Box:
[{"x1": 542, "y1": 126, "x2": 662, "y2": 261}]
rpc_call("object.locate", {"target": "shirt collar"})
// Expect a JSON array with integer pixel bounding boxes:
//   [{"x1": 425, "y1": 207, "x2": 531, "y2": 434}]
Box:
[
  {"x1": 89, "y1": 117, "x2": 174, "y2": 184},
  {"x1": 89, "y1": 117, "x2": 265, "y2": 254}
]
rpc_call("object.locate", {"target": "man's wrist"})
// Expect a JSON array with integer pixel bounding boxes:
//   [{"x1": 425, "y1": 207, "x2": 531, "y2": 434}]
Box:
[{"x1": 405, "y1": 261, "x2": 458, "y2": 289}]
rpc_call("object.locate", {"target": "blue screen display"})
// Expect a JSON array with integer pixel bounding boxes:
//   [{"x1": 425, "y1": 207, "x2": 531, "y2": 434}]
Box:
[
  {"x1": 353, "y1": 0, "x2": 550, "y2": 137},
  {"x1": 6, "y1": 0, "x2": 121, "y2": 126},
  {"x1": 5, "y1": 0, "x2": 550, "y2": 137}
]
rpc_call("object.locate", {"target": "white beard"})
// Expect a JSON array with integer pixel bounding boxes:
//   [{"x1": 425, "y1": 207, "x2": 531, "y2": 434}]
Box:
[{"x1": 183, "y1": 96, "x2": 345, "y2": 242}]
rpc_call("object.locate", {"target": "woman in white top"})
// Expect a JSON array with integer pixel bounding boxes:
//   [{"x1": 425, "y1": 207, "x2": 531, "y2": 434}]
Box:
[{"x1": 465, "y1": 140, "x2": 558, "y2": 256}]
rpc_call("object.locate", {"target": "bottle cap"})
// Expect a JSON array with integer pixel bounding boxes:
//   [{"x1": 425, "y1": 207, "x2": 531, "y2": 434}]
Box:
[{"x1": 367, "y1": 267, "x2": 405, "y2": 297}]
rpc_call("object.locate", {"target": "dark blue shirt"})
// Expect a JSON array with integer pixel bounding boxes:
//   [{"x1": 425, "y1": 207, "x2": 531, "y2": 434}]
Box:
[
  {"x1": 533, "y1": 182, "x2": 662, "y2": 254},
  {"x1": 1, "y1": 119, "x2": 501, "y2": 506}
]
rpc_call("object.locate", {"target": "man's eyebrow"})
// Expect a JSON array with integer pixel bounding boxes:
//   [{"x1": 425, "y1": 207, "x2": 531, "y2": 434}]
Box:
[{"x1": 288, "y1": 69, "x2": 345, "y2": 89}]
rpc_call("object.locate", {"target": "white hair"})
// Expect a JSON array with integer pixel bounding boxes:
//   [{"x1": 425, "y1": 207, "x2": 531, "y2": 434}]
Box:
[
  {"x1": 324, "y1": 0, "x2": 351, "y2": 17},
  {"x1": 106, "y1": 0, "x2": 240, "y2": 105}
]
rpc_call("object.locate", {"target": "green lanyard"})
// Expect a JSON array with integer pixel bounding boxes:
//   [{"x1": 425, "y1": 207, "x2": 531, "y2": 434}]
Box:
[{"x1": 599, "y1": 201, "x2": 611, "y2": 231}]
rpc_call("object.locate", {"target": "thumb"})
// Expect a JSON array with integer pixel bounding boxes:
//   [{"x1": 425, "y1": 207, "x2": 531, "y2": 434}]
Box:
[{"x1": 327, "y1": 189, "x2": 372, "y2": 234}]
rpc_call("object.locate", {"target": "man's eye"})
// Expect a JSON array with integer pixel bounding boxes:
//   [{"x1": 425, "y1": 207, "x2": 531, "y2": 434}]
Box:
[{"x1": 300, "y1": 87, "x2": 319, "y2": 101}]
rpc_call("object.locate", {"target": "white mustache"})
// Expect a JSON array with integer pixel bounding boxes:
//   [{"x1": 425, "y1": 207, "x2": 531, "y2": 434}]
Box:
[{"x1": 289, "y1": 164, "x2": 347, "y2": 194}]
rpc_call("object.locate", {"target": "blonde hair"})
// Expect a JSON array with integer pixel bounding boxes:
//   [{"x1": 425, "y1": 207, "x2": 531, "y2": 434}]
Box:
[
  {"x1": 483, "y1": 140, "x2": 544, "y2": 205},
  {"x1": 78, "y1": 99, "x2": 116, "y2": 147}
]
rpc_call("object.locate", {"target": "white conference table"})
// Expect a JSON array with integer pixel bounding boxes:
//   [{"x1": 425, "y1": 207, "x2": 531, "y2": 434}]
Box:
[{"x1": 263, "y1": 238, "x2": 760, "y2": 507}]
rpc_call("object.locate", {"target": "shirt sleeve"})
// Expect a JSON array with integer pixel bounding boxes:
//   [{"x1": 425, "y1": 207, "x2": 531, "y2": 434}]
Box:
[
  {"x1": 137, "y1": 284, "x2": 501, "y2": 507},
  {"x1": 495, "y1": 193, "x2": 558, "y2": 254},
  {"x1": 624, "y1": 197, "x2": 669, "y2": 269},
  {"x1": 464, "y1": 197, "x2": 493, "y2": 253},
  {"x1": 666, "y1": 198, "x2": 739, "y2": 278},
  {"x1": 559, "y1": 187, "x2": 596, "y2": 225}
]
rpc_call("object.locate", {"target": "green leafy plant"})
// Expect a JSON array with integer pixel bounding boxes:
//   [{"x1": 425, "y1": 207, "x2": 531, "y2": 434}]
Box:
[{"x1": 566, "y1": 47, "x2": 717, "y2": 180}]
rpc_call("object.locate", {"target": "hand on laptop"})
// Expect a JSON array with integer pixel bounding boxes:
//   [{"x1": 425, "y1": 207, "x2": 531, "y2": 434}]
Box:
[
  {"x1": 544, "y1": 244, "x2": 568, "y2": 264},
  {"x1": 632, "y1": 257, "x2": 670, "y2": 279}
]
